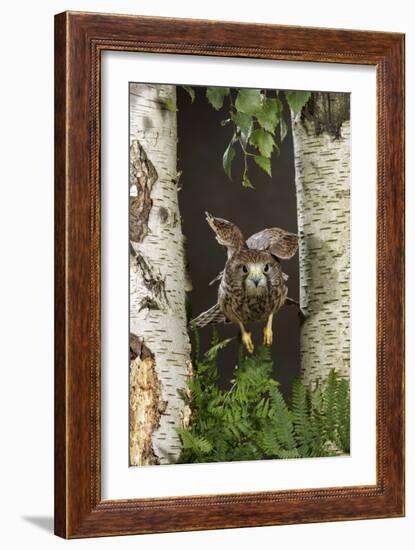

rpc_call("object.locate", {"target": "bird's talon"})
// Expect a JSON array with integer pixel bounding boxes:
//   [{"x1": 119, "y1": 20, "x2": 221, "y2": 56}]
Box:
[
  {"x1": 242, "y1": 331, "x2": 254, "y2": 354},
  {"x1": 263, "y1": 326, "x2": 273, "y2": 347}
]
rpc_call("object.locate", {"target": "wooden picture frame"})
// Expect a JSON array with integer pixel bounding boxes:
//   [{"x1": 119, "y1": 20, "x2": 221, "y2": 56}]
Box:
[{"x1": 54, "y1": 11, "x2": 405, "y2": 538}]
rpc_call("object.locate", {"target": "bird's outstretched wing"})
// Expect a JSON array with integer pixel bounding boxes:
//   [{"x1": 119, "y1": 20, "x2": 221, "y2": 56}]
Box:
[
  {"x1": 205, "y1": 212, "x2": 245, "y2": 256},
  {"x1": 190, "y1": 303, "x2": 228, "y2": 327},
  {"x1": 246, "y1": 227, "x2": 298, "y2": 260}
]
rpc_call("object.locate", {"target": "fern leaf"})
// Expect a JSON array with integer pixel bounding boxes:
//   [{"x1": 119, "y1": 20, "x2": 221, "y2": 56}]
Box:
[
  {"x1": 204, "y1": 337, "x2": 234, "y2": 362},
  {"x1": 269, "y1": 386, "x2": 296, "y2": 450},
  {"x1": 335, "y1": 378, "x2": 350, "y2": 453},
  {"x1": 307, "y1": 385, "x2": 325, "y2": 456},
  {"x1": 256, "y1": 424, "x2": 281, "y2": 457},
  {"x1": 176, "y1": 428, "x2": 213, "y2": 455},
  {"x1": 191, "y1": 325, "x2": 201, "y2": 364},
  {"x1": 278, "y1": 448, "x2": 300, "y2": 459},
  {"x1": 291, "y1": 378, "x2": 312, "y2": 455},
  {"x1": 323, "y1": 369, "x2": 338, "y2": 441},
  {"x1": 177, "y1": 341, "x2": 350, "y2": 464}
]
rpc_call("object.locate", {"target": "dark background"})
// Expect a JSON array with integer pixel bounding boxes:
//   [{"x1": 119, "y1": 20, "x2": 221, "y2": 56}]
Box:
[{"x1": 177, "y1": 86, "x2": 300, "y2": 397}]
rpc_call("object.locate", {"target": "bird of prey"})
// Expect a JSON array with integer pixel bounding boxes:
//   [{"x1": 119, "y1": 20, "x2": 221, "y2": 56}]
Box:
[{"x1": 191, "y1": 213, "x2": 298, "y2": 354}]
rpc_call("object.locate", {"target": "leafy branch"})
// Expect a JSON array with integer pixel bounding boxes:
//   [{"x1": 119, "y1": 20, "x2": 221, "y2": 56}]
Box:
[{"x1": 182, "y1": 86, "x2": 311, "y2": 188}]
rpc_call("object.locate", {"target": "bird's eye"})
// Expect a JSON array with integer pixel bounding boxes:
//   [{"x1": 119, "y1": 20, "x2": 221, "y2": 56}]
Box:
[
  {"x1": 263, "y1": 264, "x2": 270, "y2": 273},
  {"x1": 242, "y1": 265, "x2": 248, "y2": 274}
]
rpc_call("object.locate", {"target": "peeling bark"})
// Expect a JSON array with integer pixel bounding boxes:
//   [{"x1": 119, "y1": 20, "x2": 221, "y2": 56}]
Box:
[
  {"x1": 291, "y1": 92, "x2": 350, "y2": 387},
  {"x1": 131, "y1": 249, "x2": 170, "y2": 312},
  {"x1": 129, "y1": 334, "x2": 167, "y2": 466},
  {"x1": 181, "y1": 360, "x2": 194, "y2": 430},
  {"x1": 129, "y1": 84, "x2": 192, "y2": 465},
  {"x1": 129, "y1": 140, "x2": 158, "y2": 243}
]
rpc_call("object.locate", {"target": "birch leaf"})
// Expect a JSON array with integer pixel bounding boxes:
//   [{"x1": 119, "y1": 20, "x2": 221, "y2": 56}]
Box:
[
  {"x1": 235, "y1": 89, "x2": 263, "y2": 116},
  {"x1": 162, "y1": 98, "x2": 177, "y2": 112},
  {"x1": 232, "y1": 111, "x2": 252, "y2": 139},
  {"x1": 256, "y1": 97, "x2": 282, "y2": 133},
  {"x1": 206, "y1": 87, "x2": 230, "y2": 110},
  {"x1": 254, "y1": 155, "x2": 272, "y2": 177},
  {"x1": 223, "y1": 137, "x2": 236, "y2": 180},
  {"x1": 249, "y1": 128, "x2": 275, "y2": 158},
  {"x1": 182, "y1": 85, "x2": 195, "y2": 103},
  {"x1": 285, "y1": 91, "x2": 311, "y2": 115},
  {"x1": 280, "y1": 118, "x2": 288, "y2": 142},
  {"x1": 242, "y1": 174, "x2": 255, "y2": 189}
]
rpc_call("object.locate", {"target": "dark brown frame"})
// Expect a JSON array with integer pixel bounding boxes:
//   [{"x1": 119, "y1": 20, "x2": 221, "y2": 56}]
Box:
[{"x1": 54, "y1": 11, "x2": 405, "y2": 538}]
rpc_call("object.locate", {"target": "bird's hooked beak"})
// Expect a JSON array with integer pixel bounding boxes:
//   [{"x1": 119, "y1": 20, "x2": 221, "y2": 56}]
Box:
[{"x1": 248, "y1": 265, "x2": 264, "y2": 287}]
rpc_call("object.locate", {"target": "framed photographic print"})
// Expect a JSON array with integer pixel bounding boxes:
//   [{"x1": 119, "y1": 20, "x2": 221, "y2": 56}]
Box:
[{"x1": 54, "y1": 11, "x2": 405, "y2": 538}]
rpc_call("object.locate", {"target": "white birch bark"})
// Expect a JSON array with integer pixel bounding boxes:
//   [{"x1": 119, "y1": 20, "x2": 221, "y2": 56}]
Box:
[
  {"x1": 129, "y1": 84, "x2": 192, "y2": 465},
  {"x1": 291, "y1": 93, "x2": 350, "y2": 387}
]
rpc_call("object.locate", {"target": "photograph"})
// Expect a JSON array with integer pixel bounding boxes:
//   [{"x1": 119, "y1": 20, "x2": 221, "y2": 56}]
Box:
[
  {"x1": 50, "y1": 9, "x2": 404, "y2": 539},
  {"x1": 129, "y1": 83, "x2": 351, "y2": 467}
]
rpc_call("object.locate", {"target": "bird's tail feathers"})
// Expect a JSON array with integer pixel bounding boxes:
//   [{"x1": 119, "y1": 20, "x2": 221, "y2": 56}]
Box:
[{"x1": 190, "y1": 303, "x2": 227, "y2": 328}]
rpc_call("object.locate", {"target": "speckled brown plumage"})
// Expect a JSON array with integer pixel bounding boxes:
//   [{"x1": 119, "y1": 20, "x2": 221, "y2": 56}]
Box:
[
  {"x1": 219, "y1": 248, "x2": 287, "y2": 323},
  {"x1": 192, "y1": 213, "x2": 298, "y2": 352}
]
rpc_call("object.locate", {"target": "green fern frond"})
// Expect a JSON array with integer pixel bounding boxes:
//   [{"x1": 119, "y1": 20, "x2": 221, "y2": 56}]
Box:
[
  {"x1": 204, "y1": 336, "x2": 234, "y2": 362},
  {"x1": 291, "y1": 378, "x2": 312, "y2": 454},
  {"x1": 176, "y1": 428, "x2": 213, "y2": 455},
  {"x1": 335, "y1": 378, "x2": 350, "y2": 453},
  {"x1": 191, "y1": 325, "x2": 201, "y2": 364},
  {"x1": 176, "y1": 336, "x2": 350, "y2": 464},
  {"x1": 269, "y1": 386, "x2": 296, "y2": 450},
  {"x1": 323, "y1": 369, "x2": 338, "y2": 441},
  {"x1": 256, "y1": 423, "x2": 281, "y2": 456}
]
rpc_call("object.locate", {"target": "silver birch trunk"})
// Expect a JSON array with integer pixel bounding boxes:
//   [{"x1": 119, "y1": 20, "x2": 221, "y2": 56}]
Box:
[
  {"x1": 129, "y1": 84, "x2": 192, "y2": 466},
  {"x1": 291, "y1": 92, "x2": 350, "y2": 388}
]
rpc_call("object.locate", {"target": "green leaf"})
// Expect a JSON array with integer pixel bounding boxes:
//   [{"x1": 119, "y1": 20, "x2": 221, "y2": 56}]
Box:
[
  {"x1": 162, "y1": 98, "x2": 177, "y2": 112},
  {"x1": 191, "y1": 325, "x2": 201, "y2": 363},
  {"x1": 278, "y1": 448, "x2": 300, "y2": 459},
  {"x1": 254, "y1": 155, "x2": 272, "y2": 177},
  {"x1": 249, "y1": 128, "x2": 275, "y2": 158},
  {"x1": 232, "y1": 111, "x2": 252, "y2": 139},
  {"x1": 269, "y1": 386, "x2": 296, "y2": 450},
  {"x1": 176, "y1": 429, "x2": 213, "y2": 454},
  {"x1": 235, "y1": 89, "x2": 263, "y2": 116},
  {"x1": 182, "y1": 85, "x2": 195, "y2": 103},
  {"x1": 242, "y1": 174, "x2": 255, "y2": 189},
  {"x1": 291, "y1": 378, "x2": 312, "y2": 453},
  {"x1": 280, "y1": 118, "x2": 288, "y2": 142},
  {"x1": 177, "y1": 341, "x2": 350, "y2": 464},
  {"x1": 206, "y1": 87, "x2": 230, "y2": 110},
  {"x1": 223, "y1": 135, "x2": 237, "y2": 180},
  {"x1": 323, "y1": 370, "x2": 338, "y2": 441},
  {"x1": 335, "y1": 378, "x2": 350, "y2": 453},
  {"x1": 256, "y1": 97, "x2": 282, "y2": 133},
  {"x1": 256, "y1": 424, "x2": 281, "y2": 456},
  {"x1": 285, "y1": 91, "x2": 311, "y2": 115},
  {"x1": 204, "y1": 337, "x2": 234, "y2": 362}
]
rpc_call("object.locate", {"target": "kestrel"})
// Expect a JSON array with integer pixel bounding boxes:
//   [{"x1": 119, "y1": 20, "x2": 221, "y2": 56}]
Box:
[{"x1": 191, "y1": 213, "x2": 298, "y2": 353}]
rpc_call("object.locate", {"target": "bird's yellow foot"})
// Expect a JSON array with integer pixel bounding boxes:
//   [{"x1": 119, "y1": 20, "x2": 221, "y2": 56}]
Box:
[
  {"x1": 242, "y1": 331, "x2": 254, "y2": 354},
  {"x1": 263, "y1": 325, "x2": 273, "y2": 347}
]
